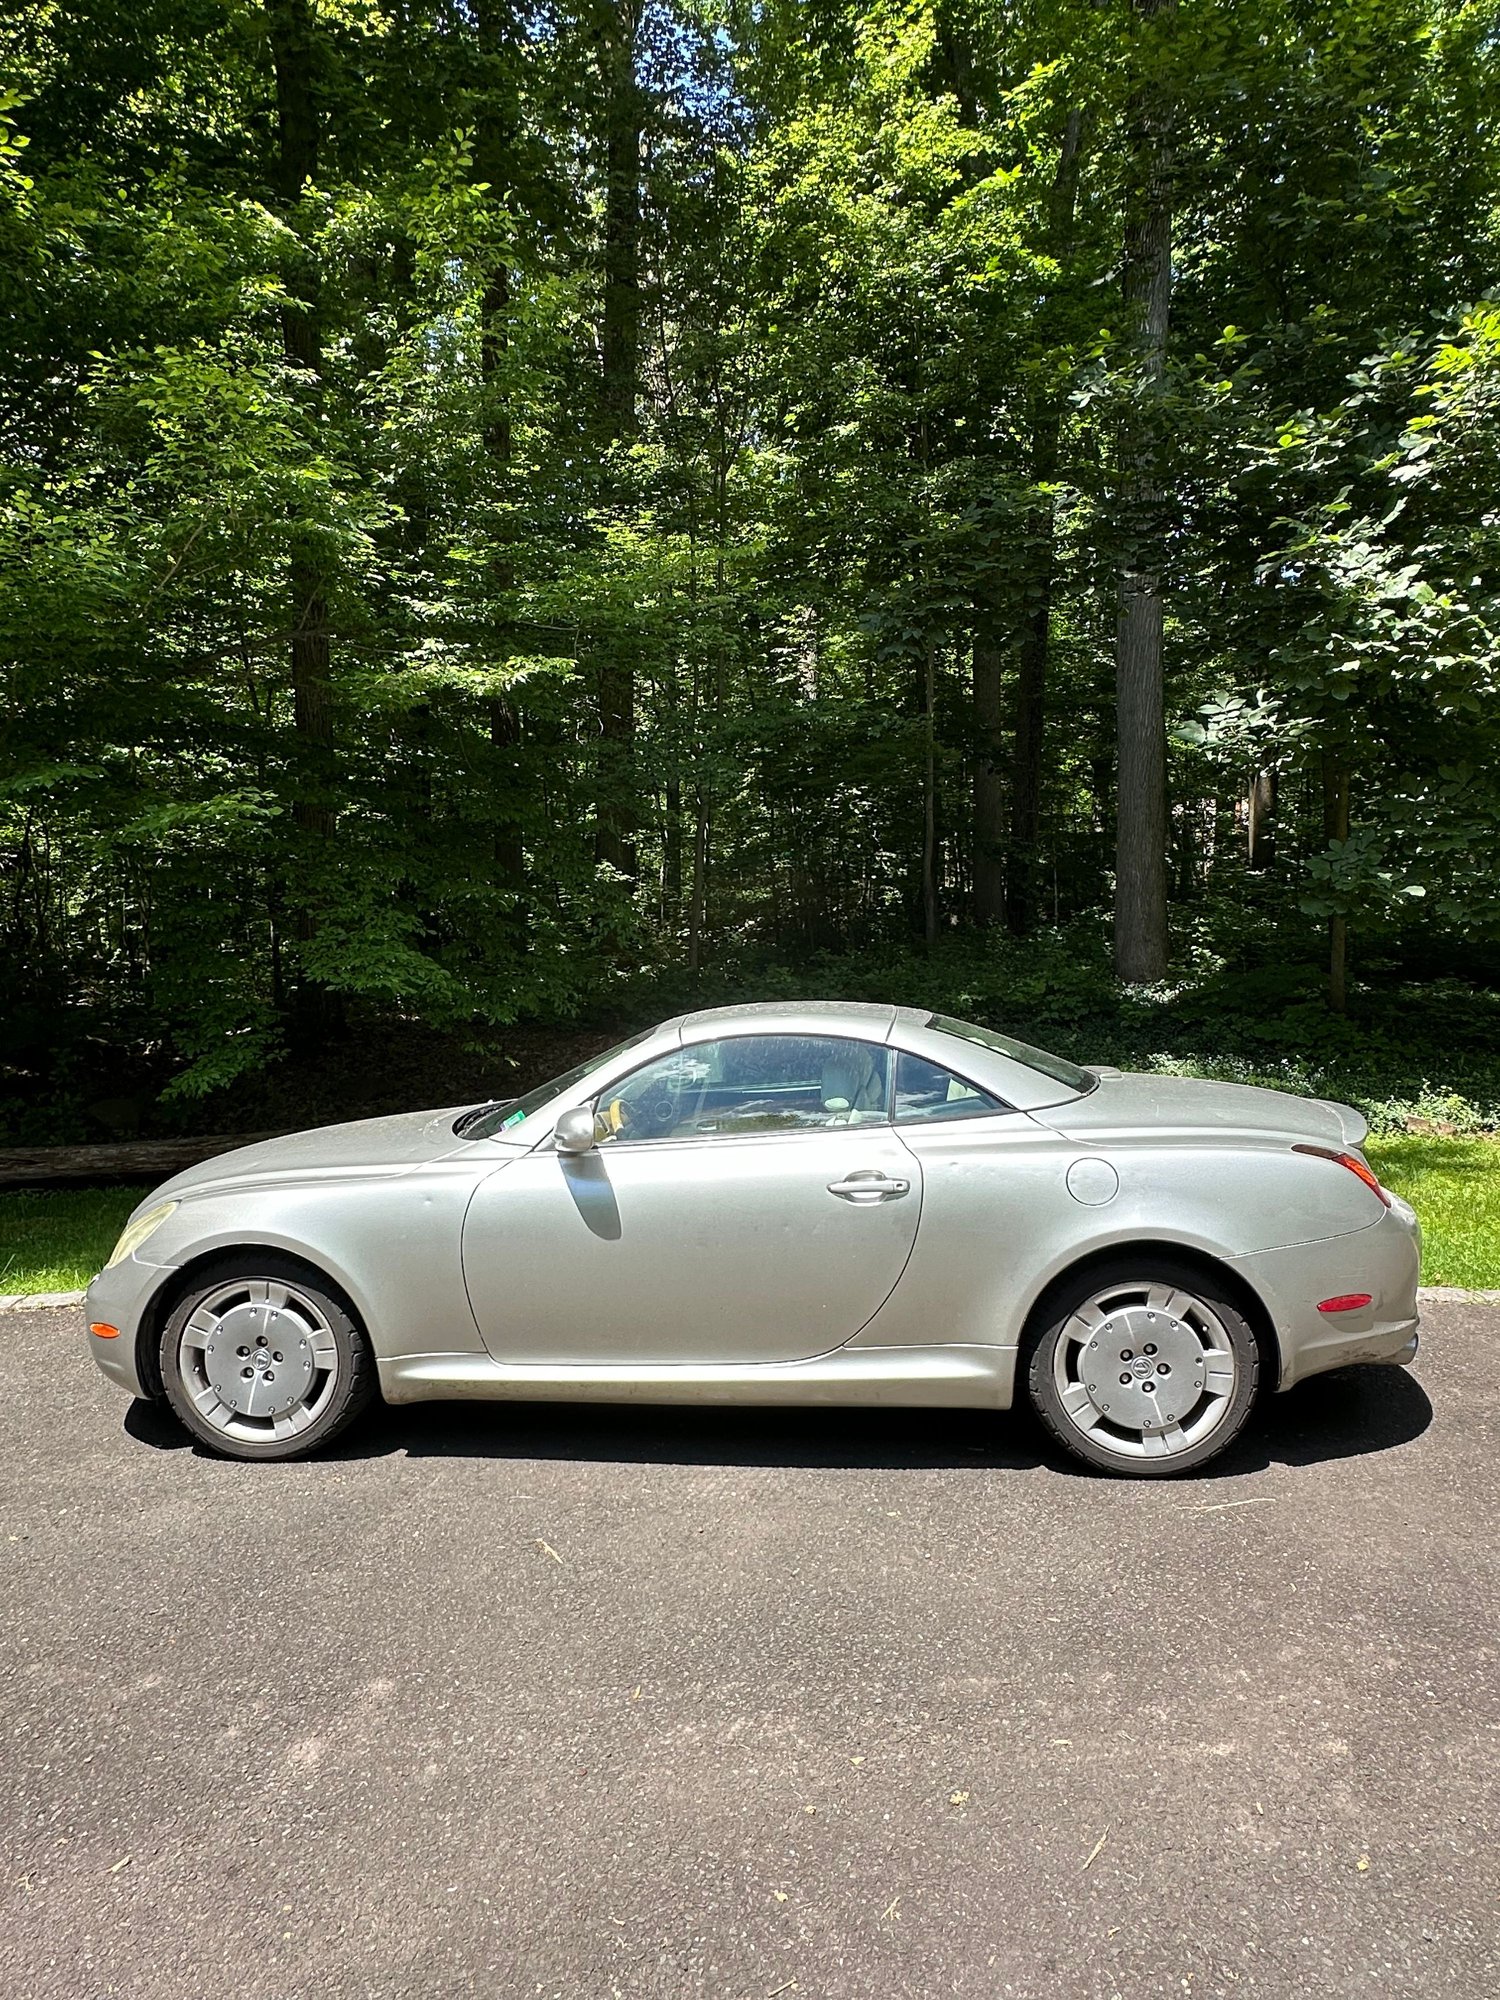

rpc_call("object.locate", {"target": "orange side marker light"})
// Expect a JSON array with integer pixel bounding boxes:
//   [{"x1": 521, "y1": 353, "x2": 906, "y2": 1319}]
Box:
[{"x1": 89, "y1": 1322, "x2": 121, "y2": 1340}]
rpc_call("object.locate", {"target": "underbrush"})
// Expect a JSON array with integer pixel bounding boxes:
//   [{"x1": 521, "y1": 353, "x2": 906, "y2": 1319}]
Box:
[
  {"x1": 630, "y1": 927, "x2": 1500, "y2": 1135},
  {"x1": 6, "y1": 920, "x2": 1499, "y2": 1145}
]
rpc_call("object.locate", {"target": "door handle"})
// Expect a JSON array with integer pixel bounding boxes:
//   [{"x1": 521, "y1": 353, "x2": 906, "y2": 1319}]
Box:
[{"x1": 827, "y1": 1173, "x2": 910, "y2": 1202}]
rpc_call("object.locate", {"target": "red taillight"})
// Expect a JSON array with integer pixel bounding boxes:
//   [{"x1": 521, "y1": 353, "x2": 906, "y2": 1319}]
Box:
[
  {"x1": 1292, "y1": 1143, "x2": 1391, "y2": 1207},
  {"x1": 1317, "y1": 1293, "x2": 1373, "y2": 1315}
]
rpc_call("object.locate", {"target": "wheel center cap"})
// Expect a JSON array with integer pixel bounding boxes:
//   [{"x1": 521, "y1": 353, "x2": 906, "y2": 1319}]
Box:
[
  {"x1": 1079, "y1": 1304, "x2": 1211, "y2": 1431},
  {"x1": 201, "y1": 1301, "x2": 318, "y2": 1419}
]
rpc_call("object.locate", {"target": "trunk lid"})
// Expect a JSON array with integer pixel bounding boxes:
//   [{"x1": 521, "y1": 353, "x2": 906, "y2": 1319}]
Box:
[{"x1": 1034, "y1": 1071, "x2": 1368, "y2": 1149}]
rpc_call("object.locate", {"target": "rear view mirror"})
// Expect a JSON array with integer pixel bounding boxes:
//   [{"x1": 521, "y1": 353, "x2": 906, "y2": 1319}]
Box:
[{"x1": 553, "y1": 1105, "x2": 598, "y2": 1157}]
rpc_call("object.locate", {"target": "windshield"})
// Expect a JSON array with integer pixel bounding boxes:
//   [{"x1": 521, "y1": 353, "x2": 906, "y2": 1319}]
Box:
[
  {"x1": 458, "y1": 1027, "x2": 659, "y2": 1140},
  {"x1": 927, "y1": 1014, "x2": 1095, "y2": 1094}
]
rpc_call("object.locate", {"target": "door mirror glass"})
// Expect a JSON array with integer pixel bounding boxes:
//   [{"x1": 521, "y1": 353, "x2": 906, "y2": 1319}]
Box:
[{"x1": 553, "y1": 1105, "x2": 598, "y2": 1156}]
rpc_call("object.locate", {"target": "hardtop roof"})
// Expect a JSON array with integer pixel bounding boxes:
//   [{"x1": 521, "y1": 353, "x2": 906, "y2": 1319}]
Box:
[{"x1": 675, "y1": 999, "x2": 925, "y2": 1036}]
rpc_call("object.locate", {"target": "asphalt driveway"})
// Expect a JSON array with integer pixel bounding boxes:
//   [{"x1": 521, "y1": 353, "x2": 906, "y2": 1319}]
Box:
[{"x1": 3, "y1": 1303, "x2": 1497, "y2": 2000}]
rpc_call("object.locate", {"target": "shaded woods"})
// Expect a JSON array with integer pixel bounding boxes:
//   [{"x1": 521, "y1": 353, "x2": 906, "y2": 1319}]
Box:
[{"x1": 3, "y1": 0, "x2": 1500, "y2": 1140}]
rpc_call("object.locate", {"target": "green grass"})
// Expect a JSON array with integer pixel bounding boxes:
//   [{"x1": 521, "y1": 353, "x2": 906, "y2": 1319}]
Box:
[
  {"x1": 0, "y1": 1141, "x2": 1496, "y2": 1296},
  {"x1": 1365, "y1": 1136, "x2": 1500, "y2": 1289},
  {"x1": 0, "y1": 1185, "x2": 150, "y2": 1295}
]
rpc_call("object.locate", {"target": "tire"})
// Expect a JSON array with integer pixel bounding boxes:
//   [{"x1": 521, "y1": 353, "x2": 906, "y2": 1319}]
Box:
[
  {"x1": 160, "y1": 1253, "x2": 376, "y2": 1462},
  {"x1": 1026, "y1": 1256, "x2": 1260, "y2": 1478}
]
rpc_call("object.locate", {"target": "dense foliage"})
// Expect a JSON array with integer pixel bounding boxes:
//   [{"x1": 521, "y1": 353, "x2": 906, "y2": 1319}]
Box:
[{"x1": 3, "y1": 0, "x2": 1499, "y2": 1140}]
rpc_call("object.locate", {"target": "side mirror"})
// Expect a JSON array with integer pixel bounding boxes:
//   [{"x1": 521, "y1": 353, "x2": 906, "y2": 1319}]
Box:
[{"x1": 553, "y1": 1105, "x2": 598, "y2": 1157}]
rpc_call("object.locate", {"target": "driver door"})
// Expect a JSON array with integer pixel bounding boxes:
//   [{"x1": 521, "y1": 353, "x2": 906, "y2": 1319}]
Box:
[{"x1": 461, "y1": 1033, "x2": 922, "y2": 1366}]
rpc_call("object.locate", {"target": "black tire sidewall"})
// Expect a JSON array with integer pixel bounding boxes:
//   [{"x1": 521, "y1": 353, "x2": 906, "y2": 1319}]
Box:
[
  {"x1": 1026, "y1": 1257, "x2": 1260, "y2": 1478},
  {"x1": 159, "y1": 1254, "x2": 375, "y2": 1462}
]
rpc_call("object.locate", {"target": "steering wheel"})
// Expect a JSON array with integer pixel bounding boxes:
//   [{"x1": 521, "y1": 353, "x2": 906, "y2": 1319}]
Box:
[{"x1": 631, "y1": 1081, "x2": 679, "y2": 1138}]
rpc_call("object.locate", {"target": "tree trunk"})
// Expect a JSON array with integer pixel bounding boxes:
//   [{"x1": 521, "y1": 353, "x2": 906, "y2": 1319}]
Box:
[
  {"x1": 1005, "y1": 580, "x2": 1048, "y2": 935},
  {"x1": 687, "y1": 792, "x2": 708, "y2": 971},
  {"x1": 594, "y1": 0, "x2": 641, "y2": 881},
  {"x1": 1006, "y1": 108, "x2": 1084, "y2": 937},
  {"x1": 972, "y1": 627, "x2": 1005, "y2": 923},
  {"x1": 473, "y1": 0, "x2": 526, "y2": 905},
  {"x1": 0, "y1": 1134, "x2": 286, "y2": 1192},
  {"x1": 1247, "y1": 765, "x2": 1277, "y2": 870},
  {"x1": 264, "y1": 0, "x2": 335, "y2": 1039},
  {"x1": 922, "y1": 642, "x2": 939, "y2": 948},
  {"x1": 1113, "y1": 0, "x2": 1174, "y2": 985},
  {"x1": 1323, "y1": 749, "x2": 1350, "y2": 1014},
  {"x1": 475, "y1": 0, "x2": 514, "y2": 470},
  {"x1": 600, "y1": 0, "x2": 641, "y2": 442},
  {"x1": 265, "y1": 0, "x2": 332, "y2": 851}
]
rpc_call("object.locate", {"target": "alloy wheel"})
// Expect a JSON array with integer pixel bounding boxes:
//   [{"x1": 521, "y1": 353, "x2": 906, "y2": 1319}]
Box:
[
  {"x1": 176, "y1": 1277, "x2": 341, "y2": 1447},
  {"x1": 1050, "y1": 1279, "x2": 1239, "y2": 1463}
]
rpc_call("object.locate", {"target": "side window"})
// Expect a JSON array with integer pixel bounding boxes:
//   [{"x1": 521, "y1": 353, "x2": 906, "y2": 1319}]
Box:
[
  {"x1": 893, "y1": 1051, "x2": 1006, "y2": 1124},
  {"x1": 592, "y1": 1035, "x2": 891, "y2": 1144}
]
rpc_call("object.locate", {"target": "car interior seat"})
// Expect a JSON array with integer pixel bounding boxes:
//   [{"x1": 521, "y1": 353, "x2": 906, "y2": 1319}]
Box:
[{"x1": 820, "y1": 1046, "x2": 887, "y2": 1125}]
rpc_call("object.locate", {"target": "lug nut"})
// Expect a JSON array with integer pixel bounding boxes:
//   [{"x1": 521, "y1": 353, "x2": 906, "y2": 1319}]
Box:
[
  {"x1": 1158, "y1": 1362, "x2": 1170, "y2": 1375},
  {"x1": 1120, "y1": 1350, "x2": 1132, "y2": 1361},
  {"x1": 241, "y1": 1367, "x2": 253, "y2": 1379},
  {"x1": 236, "y1": 1345, "x2": 249, "y2": 1357},
  {"x1": 1144, "y1": 1343, "x2": 1157, "y2": 1356},
  {"x1": 1120, "y1": 1373, "x2": 1131, "y2": 1386}
]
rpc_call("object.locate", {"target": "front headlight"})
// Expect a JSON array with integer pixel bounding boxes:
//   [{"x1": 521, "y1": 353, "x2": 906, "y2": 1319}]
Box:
[{"x1": 106, "y1": 1201, "x2": 178, "y2": 1268}]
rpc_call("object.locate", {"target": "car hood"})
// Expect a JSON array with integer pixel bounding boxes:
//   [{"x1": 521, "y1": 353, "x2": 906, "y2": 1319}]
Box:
[
  {"x1": 1031, "y1": 1071, "x2": 1368, "y2": 1149},
  {"x1": 154, "y1": 1106, "x2": 477, "y2": 1200}
]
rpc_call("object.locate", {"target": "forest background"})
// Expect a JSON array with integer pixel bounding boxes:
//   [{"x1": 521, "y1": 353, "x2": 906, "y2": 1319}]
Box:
[{"x1": 4, "y1": 0, "x2": 1500, "y2": 1168}]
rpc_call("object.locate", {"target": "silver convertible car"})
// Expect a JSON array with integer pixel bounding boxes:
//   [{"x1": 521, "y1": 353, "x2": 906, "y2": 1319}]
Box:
[{"x1": 85, "y1": 1002, "x2": 1421, "y2": 1477}]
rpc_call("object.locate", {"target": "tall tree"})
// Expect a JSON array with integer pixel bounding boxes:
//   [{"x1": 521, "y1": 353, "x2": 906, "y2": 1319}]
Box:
[
  {"x1": 593, "y1": 0, "x2": 643, "y2": 881},
  {"x1": 1006, "y1": 104, "x2": 1085, "y2": 936},
  {"x1": 472, "y1": 0, "x2": 527, "y2": 902},
  {"x1": 264, "y1": 0, "x2": 335, "y2": 1018},
  {"x1": 972, "y1": 626, "x2": 1006, "y2": 924},
  {"x1": 1112, "y1": 0, "x2": 1174, "y2": 983}
]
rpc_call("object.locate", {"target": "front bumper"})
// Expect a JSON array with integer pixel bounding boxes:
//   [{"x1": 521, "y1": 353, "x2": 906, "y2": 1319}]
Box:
[
  {"x1": 1233, "y1": 1195, "x2": 1422, "y2": 1391},
  {"x1": 84, "y1": 1250, "x2": 180, "y2": 1400}
]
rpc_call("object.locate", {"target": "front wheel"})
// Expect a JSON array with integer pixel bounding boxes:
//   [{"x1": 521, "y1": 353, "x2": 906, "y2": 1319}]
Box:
[
  {"x1": 1026, "y1": 1258, "x2": 1260, "y2": 1477},
  {"x1": 160, "y1": 1255, "x2": 376, "y2": 1462}
]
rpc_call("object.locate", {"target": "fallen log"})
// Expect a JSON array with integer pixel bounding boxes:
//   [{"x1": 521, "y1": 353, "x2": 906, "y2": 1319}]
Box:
[{"x1": 0, "y1": 1134, "x2": 283, "y2": 1191}]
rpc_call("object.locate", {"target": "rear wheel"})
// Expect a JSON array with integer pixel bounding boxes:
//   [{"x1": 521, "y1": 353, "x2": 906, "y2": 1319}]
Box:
[
  {"x1": 1026, "y1": 1258, "x2": 1259, "y2": 1477},
  {"x1": 160, "y1": 1255, "x2": 375, "y2": 1462}
]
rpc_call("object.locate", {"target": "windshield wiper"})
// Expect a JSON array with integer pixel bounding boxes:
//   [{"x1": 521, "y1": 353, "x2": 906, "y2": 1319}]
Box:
[{"x1": 452, "y1": 1100, "x2": 513, "y2": 1137}]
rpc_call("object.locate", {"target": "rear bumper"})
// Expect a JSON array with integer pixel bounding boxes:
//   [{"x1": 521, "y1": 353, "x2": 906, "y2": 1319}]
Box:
[{"x1": 1232, "y1": 1196, "x2": 1422, "y2": 1391}]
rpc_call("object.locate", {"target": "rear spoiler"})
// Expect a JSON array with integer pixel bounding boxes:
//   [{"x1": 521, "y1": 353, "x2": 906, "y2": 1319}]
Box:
[{"x1": 1331, "y1": 1100, "x2": 1370, "y2": 1150}]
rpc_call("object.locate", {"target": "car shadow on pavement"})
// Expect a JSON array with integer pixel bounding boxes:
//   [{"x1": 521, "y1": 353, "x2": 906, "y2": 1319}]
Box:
[
  {"x1": 124, "y1": 1363, "x2": 1433, "y2": 1478},
  {"x1": 1216, "y1": 1363, "x2": 1433, "y2": 1476}
]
